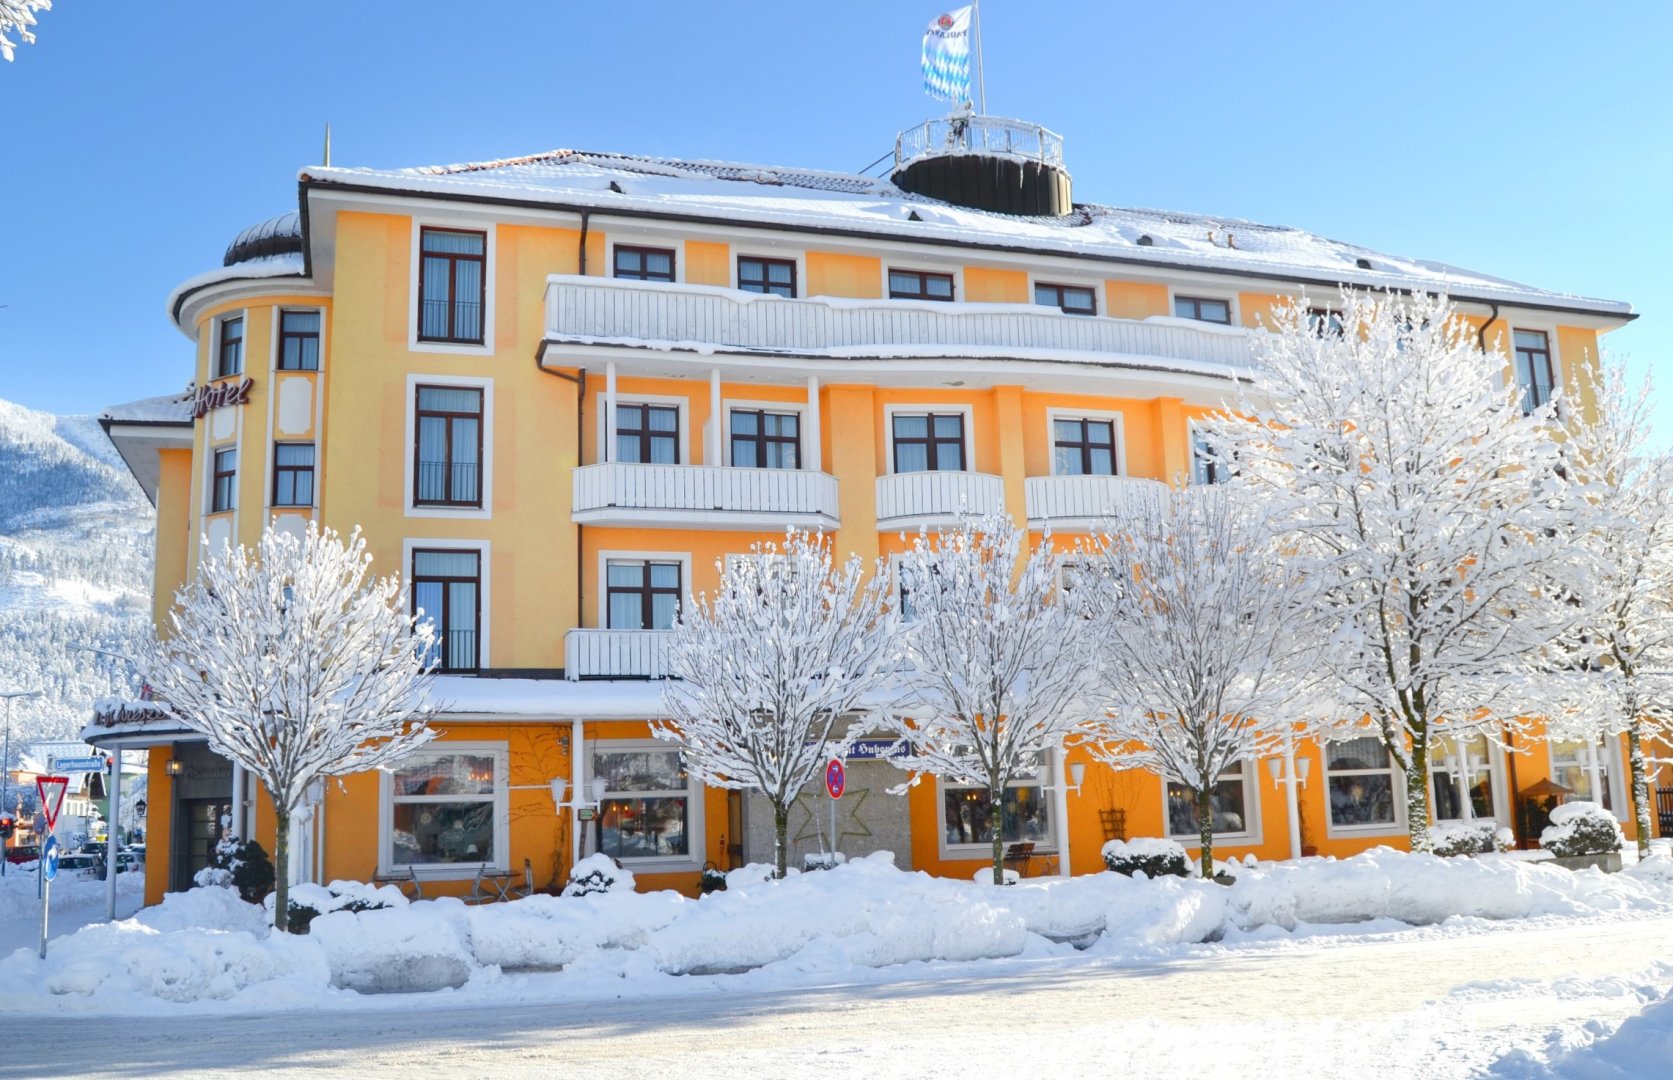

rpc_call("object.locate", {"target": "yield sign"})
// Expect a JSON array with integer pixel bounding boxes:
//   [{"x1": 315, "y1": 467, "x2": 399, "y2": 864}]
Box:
[{"x1": 36, "y1": 776, "x2": 68, "y2": 831}]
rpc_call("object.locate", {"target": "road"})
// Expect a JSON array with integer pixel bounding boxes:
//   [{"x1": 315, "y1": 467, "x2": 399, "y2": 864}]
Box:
[{"x1": 15, "y1": 914, "x2": 1673, "y2": 1079}]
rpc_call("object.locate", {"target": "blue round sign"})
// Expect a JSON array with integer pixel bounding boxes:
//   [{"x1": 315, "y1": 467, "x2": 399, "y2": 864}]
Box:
[{"x1": 41, "y1": 835, "x2": 60, "y2": 883}]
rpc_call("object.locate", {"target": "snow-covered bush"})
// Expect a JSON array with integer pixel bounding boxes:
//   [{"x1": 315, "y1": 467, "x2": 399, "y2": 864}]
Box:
[
  {"x1": 1102, "y1": 837, "x2": 1189, "y2": 879},
  {"x1": 699, "y1": 864, "x2": 727, "y2": 895},
  {"x1": 192, "y1": 837, "x2": 275, "y2": 905},
  {"x1": 283, "y1": 880, "x2": 405, "y2": 934},
  {"x1": 563, "y1": 853, "x2": 637, "y2": 897},
  {"x1": 1540, "y1": 801, "x2": 1624, "y2": 857},
  {"x1": 1430, "y1": 820, "x2": 1512, "y2": 858}
]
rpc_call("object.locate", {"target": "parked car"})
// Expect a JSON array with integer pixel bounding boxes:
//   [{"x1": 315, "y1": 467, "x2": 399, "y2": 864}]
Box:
[{"x1": 4, "y1": 845, "x2": 39, "y2": 866}]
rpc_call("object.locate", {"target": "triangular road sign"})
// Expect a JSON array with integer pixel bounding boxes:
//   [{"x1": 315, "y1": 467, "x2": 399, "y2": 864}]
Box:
[{"x1": 36, "y1": 776, "x2": 68, "y2": 831}]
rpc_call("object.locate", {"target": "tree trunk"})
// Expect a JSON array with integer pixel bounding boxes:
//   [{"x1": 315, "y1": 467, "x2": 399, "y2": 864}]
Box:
[
  {"x1": 1629, "y1": 726, "x2": 1652, "y2": 860},
  {"x1": 272, "y1": 808, "x2": 290, "y2": 933},
  {"x1": 1197, "y1": 783, "x2": 1215, "y2": 879},
  {"x1": 772, "y1": 800, "x2": 789, "y2": 880},
  {"x1": 1405, "y1": 737, "x2": 1432, "y2": 853},
  {"x1": 990, "y1": 784, "x2": 1005, "y2": 885}
]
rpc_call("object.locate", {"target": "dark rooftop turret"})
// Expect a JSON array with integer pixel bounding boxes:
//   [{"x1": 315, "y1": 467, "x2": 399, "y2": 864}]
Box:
[
  {"x1": 891, "y1": 115, "x2": 1072, "y2": 217},
  {"x1": 223, "y1": 211, "x2": 303, "y2": 267}
]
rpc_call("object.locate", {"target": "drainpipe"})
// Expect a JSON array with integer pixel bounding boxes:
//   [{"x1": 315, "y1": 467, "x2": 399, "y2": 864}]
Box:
[{"x1": 1476, "y1": 301, "x2": 1501, "y2": 353}]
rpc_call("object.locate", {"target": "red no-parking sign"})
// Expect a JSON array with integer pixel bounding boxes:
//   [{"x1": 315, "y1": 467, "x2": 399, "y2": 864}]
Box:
[{"x1": 824, "y1": 759, "x2": 845, "y2": 800}]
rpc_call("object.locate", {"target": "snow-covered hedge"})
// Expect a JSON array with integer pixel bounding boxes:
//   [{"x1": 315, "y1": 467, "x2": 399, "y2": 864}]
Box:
[
  {"x1": 1430, "y1": 820, "x2": 1513, "y2": 858},
  {"x1": 1540, "y1": 801, "x2": 1624, "y2": 857},
  {"x1": 1102, "y1": 837, "x2": 1189, "y2": 879},
  {"x1": 280, "y1": 879, "x2": 406, "y2": 934},
  {"x1": 562, "y1": 853, "x2": 636, "y2": 897}
]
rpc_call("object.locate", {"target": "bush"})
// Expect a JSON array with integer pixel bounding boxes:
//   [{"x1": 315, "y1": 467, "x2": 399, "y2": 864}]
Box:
[
  {"x1": 281, "y1": 880, "x2": 404, "y2": 933},
  {"x1": 1541, "y1": 801, "x2": 1624, "y2": 858},
  {"x1": 562, "y1": 852, "x2": 637, "y2": 897},
  {"x1": 1102, "y1": 837, "x2": 1189, "y2": 879},
  {"x1": 699, "y1": 863, "x2": 727, "y2": 895},
  {"x1": 192, "y1": 837, "x2": 275, "y2": 905},
  {"x1": 1431, "y1": 820, "x2": 1513, "y2": 857}
]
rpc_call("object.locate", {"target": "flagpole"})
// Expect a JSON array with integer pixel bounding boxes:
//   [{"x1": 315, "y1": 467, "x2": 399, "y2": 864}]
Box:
[{"x1": 971, "y1": 1, "x2": 988, "y2": 115}]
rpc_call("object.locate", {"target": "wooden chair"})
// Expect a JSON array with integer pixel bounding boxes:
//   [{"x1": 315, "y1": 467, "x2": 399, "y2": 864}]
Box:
[
  {"x1": 1099, "y1": 808, "x2": 1128, "y2": 842},
  {"x1": 1002, "y1": 841, "x2": 1036, "y2": 876},
  {"x1": 509, "y1": 858, "x2": 536, "y2": 900}
]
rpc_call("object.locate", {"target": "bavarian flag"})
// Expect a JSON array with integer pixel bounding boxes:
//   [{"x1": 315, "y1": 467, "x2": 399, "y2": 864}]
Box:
[{"x1": 922, "y1": 7, "x2": 973, "y2": 104}]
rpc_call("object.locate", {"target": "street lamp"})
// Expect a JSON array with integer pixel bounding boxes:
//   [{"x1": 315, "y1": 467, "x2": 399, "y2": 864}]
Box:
[
  {"x1": 1268, "y1": 731, "x2": 1312, "y2": 862},
  {"x1": 0, "y1": 688, "x2": 42, "y2": 878}
]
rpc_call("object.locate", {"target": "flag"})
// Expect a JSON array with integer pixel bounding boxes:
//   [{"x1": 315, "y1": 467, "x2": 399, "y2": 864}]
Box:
[{"x1": 922, "y1": 7, "x2": 973, "y2": 104}]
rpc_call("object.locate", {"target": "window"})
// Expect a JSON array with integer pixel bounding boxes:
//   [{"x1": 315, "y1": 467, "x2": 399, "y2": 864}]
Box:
[
  {"x1": 738, "y1": 256, "x2": 796, "y2": 297},
  {"x1": 892, "y1": 412, "x2": 965, "y2": 472},
  {"x1": 278, "y1": 310, "x2": 321, "y2": 371},
  {"x1": 730, "y1": 409, "x2": 799, "y2": 469},
  {"x1": 607, "y1": 560, "x2": 681, "y2": 630},
  {"x1": 210, "y1": 447, "x2": 237, "y2": 513},
  {"x1": 1324, "y1": 736, "x2": 1398, "y2": 829},
  {"x1": 1167, "y1": 762, "x2": 1254, "y2": 838},
  {"x1": 943, "y1": 757, "x2": 1053, "y2": 850},
  {"x1": 1550, "y1": 737, "x2": 1615, "y2": 811},
  {"x1": 1191, "y1": 428, "x2": 1228, "y2": 486},
  {"x1": 1035, "y1": 282, "x2": 1096, "y2": 316},
  {"x1": 613, "y1": 245, "x2": 675, "y2": 282},
  {"x1": 593, "y1": 745, "x2": 694, "y2": 862},
  {"x1": 616, "y1": 403, "x2": 681, "y2": 464},
  {"x1": 1431, "y1": 735, "x2": 1496, "y2": 821},
  {"x1": 215, "y1": 315, "x2": 244, "y2": 378},
  {"x1": 385, "y1": 748, "x2": 504, "y2": 870},
  {"x1": 414, "y1": 385, "x2": 483, "y2": 507},
  {"x1": 1053, "y1": 417, "x2": 1118, "y2": 476},
  {"x1": 1173, "y1": 296, "x2": 1231, "y2": 325},
  {"x1": 888, "y1": 269, "x2": 954, "y2": 302},
  {"x1": 417, "y1": 228, "x2": 486, "y2": 344},
  {"x1": 1307, "y1": 307, "x2": 1345, "y2": 338},
  {"x1": 1513, "y1": 329, "x2": 1555, "y2": 413},
  {"x1": 413, "y1": 549, "x2": 481, "y2": 673},
  {"x1": 271, "y1": 443, "x2": 315, "y2": 507}
]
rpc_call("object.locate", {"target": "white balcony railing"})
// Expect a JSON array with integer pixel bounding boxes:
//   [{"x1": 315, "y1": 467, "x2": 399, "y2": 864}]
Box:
[
  {"x1": 565, "y1": 628, "x2": 675, "y2": 680},
  {"x1": 1025, "y1": 474, "x2": 1167, "y2": 529},
  {"x1": 572, "y1": 462, "x2": 840, "y2": 530},
  {"x1": 876, "y1": 471, "x2": 1005, "y2": 530},
  {"x1": 543, "y1": 276, "x2": 1256, "y2": 373}
]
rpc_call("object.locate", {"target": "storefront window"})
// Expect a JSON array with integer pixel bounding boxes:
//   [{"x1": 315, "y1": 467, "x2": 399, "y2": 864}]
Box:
[
  {"x1": 942, "y1": 760, "x2": 1052, "y2": 849},
  {"x1": 1431, "y1": 736, "x2": 1496, "y2": 821},
  {"x1": 385, "y1": 748, "x2": 504, "y2": 869},
  {"x1": 593, "y1": 746, "x2": 694, "y2": 862},
  {"x1": 1166, "y1": 763, "x2": 1253, "y2": 838},
  {"x1": 1549, "y1": 737, "x2": 1615, "y2": 811},
  {"x1": 1325, "y1": 736, "x2": 1398, "y2": 829}
]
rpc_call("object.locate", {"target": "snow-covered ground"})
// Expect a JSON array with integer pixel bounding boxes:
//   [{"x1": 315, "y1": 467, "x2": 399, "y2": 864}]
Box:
[{"x1": 0, "y1": 863, "x2": 141, "y2": 957}]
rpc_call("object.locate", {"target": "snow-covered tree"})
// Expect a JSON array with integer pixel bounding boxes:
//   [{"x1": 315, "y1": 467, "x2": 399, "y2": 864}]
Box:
[
  {"x1": 0, "y1": 1, "x2": 50, "y2": 61},
  {"x1": 657, "y1": 530, "x2": 895, "y2": 879},
  {"x1": 879, "y1": 512, "x2": 1101, "y2": 884},
  {"x1": 1210, "y1": 291, "x2": 1586, "y2": 851},
  {"x1": 1081, "y1": 484, "x2": 1326, "y2": 876},
  {"x1": 138, "y1": 523, "x2": 436, "y2": 930},
  {"x1": 1550, "y1": 366, "x2": 1673, "y2": 857}
]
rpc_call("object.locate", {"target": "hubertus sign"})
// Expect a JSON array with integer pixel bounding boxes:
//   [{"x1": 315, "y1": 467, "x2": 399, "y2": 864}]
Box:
[{"x1": 189, "y1": 377, "x2": 254, "y2": 419}]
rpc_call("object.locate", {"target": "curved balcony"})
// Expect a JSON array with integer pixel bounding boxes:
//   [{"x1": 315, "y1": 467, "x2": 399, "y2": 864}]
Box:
[
  {"x1": 1025, "y1": 474, "x2": 1167, "y2": 531},
  {"x1": 572, "y1": 462, "x2": 840, "y2": 531},
  {"x1": 876, "y1": 471, "x2": 1005, "y2": 532}
]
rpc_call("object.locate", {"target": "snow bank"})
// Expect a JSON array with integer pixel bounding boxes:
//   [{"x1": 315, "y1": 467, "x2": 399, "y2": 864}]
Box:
[{"x1": 1491, "y1": 982, "x2": 1673, "y2": 1078}]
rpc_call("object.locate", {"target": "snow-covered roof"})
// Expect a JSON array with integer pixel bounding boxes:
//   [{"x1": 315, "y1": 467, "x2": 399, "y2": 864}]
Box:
[
  {"x1": 165, "y1": 252, "x2": 308, "y2": 328},
  {"x1": 302, "y1": 148, "x2": 1632, "y2": 319},
  {"x1": 99, "y1": 391, "x2": 192, "y2": 427}
]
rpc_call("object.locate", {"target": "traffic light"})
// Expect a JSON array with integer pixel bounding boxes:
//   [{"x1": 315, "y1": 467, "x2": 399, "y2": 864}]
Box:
[{"x1": 0, "y1": 816, "x2": 13, "y2": 840}]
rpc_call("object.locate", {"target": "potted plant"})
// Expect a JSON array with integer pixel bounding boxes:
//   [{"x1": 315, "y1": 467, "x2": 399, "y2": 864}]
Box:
[{"x1": 1539, "y1": 801, "x2": 1624, "y2": 872}]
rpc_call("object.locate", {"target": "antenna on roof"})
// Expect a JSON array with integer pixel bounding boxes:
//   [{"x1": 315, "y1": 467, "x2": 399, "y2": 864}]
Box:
[{"x1": 322, "y1": 123, "x2": 332, "y2": 168}]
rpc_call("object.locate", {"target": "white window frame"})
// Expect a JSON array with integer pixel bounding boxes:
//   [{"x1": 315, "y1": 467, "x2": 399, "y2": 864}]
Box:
[
  {"x1": 402, "y1": 537, "x2": 491, "y2": 669},
  {"x1": 1162, "y1": 759, "x2": 1261, "y2": 845},
  {"x1": 722, "y1": 398, "x2": 809, "y2": 470},
  {"x1": 597, "y1": 550, "x2": 692, "y2": 631},
  {"x1": 1027, "y1": 275, "x2": 1104, "y2": 316},
  {"x1": 1546, "y1": 735, "x2": 1627, "y2": 821},
  {"x1": 1510, "y1": 326, "x2": 1563, "y2": 412},
  {"x1": 409, "y1": 219, "x2": 496, "y2": 356},
  {"x1": 1046, "y1": 407, "x2": 1127, "y2": 477},
  {"x1": 883, "y1": 403, "x2": 976, "y2": 475},
  {"x1": 1427, "y1": 734, "x2": 1510, "y2": 825},
  {"x1": 404, "y1": 374, "x2": 494, "y2": 520},
  {"x1": 605, "y1": 236, "x2": 684, "y2": 284},
  {"x1": 589, "y1": 738, "x2": 705, "y2": 871},
  {"x1": 271, "y1": 304, "x2": 327, "y2": 374},
  {"x1": 731, "y1": 252, "x2": 807, "y2": 298},
  {"x1": 595, "y1": 392, "x2": 692, "y2": 465},
  {"x1": 1322, "y1": 733, "x2": 1407, "y2": 839},
  {"x1": 1187, "y1": 419, "x2": 1231, "y2": 487},
  {"x1": 936, "y1": 753, "x2": 1059, "y2": 859},
  {"x1": 1168, "y1": 289, "x2": 1239, "y2": 327},
  {"x1": 884, "y1": 265, "x2": 964, "y2": 304},
  {"x1": 378, "y1": 741, "x2": 510, "y2": 878},
  {"x1": 212, "y1": 308, "x2": 248, "y2": 381}
]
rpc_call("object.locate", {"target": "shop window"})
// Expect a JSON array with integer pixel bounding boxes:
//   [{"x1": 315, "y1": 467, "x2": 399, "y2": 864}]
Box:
[
  {"x1": 384, "y1": 746, "x2": 506, "y2": 871},
  {"x1": 1325, "y1": 736, "x2": 1398, "y2": 829},
  {"x1": 942, "y1": 758, "x2": 1053, "y2": 851},
  {"x1": 592, "y1": 745, "x2": 695, "y2": 862},
  {"x1": 1166, "y1": 762, "x2": 1255, "y2": 838}
]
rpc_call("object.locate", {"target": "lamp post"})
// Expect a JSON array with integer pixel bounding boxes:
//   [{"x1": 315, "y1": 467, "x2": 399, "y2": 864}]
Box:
[
  {"x1": 1267, "y1": 730, "x2": 1311, "y2": 862},
  {"x1": 0, "y1": 689, "x2": 43, "y2": 878}
]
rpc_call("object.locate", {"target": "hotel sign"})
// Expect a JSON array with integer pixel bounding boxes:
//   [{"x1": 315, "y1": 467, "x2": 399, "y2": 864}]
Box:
[{"x1": 190, "y1": 377, "x2": 254, "y2": 419}]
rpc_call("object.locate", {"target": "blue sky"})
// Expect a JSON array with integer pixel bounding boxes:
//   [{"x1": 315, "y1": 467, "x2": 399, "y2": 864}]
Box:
[{"x1": 1, "y1": 1, "x2": 1666, "y2": 441}]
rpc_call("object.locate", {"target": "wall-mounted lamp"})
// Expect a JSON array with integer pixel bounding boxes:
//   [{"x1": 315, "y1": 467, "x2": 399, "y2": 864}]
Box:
[
  {"x1": 1267, "y1": 755, "x2": 1310, "y2": 788},
  {"x1": 164, "y1": 759, "x2": 185, "y2": 777},
  {"x1": 1064, "y1": 762, "x2": 1087, "y2": 797},
  {"x1": 550, "y1": 776, "x2": 609, "y2": 811}
]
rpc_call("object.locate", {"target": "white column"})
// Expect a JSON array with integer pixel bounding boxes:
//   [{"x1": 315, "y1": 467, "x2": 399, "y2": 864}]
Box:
[
  {"x1": 1282, "y1": 730, "x2": 1302, "y2": 861},
  {"x1": 805, "y1": 376, "x2": 822, "y2": 472},
  {"x1": 604, "y1": 362, "x2": 618, "y2": 463},
  {"x1": 1585, "y1": 742, "x2": 1606, "y2": 809},
  {"x1": 230, "y1": 761, "x2": 245, "y2": 838},
  {"x1": 1453, "y1": 740, "x2": 1473, "y2": 822},
  {"x1": 570, "y1": 719, "x2": 586, "y2": 870},
  {"x1": 103, "y1": 754, "x2": 121, "y2": 921},
  {"x1": 314, "y1": 787, "x2": 327, "y2": 884},
  {"x1": 1052, "y1": 750, "x2": 1072, "y2": 878},
  {"x1": 708, "y1": 367, "x2": 723, "y2": 466}
]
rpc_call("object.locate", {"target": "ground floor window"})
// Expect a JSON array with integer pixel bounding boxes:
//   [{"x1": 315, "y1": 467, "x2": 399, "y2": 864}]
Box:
[
  {"x1": 1549, "y1": 736, "x2": 1616, "y2": 812},
  {"x1": 1325, "y1": 736, "x2": 1399, "y2": 830},
  {"x1": 1430, "y1": 735, "x2": 1497, "y2": 821},
  {"x1": 941, "y1": 758, "x2": 1053, "y2": 851},
  {"x1": 1166, "y1": 761, "x2": 1255, "y2": 839},
  {"x1": 592, "y1": 743, "x2": 698, "y2": 863},
  {"x1": 382, "y1": 744, "x2": 507, "y2": 872}
]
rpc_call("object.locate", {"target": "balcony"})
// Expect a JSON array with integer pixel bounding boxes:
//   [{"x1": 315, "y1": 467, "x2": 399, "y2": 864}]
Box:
[
  {"x1": 542, "y1": 276, "x2": 1256, "y2": 374},
  {"x1": 572, "y1": 462, "x2": 840, "y2": 530},
  {"x1": 876, "y1": 471, "x2": 1005, "y2": 531},
  {"x1": 565, "y1": 629, "x2": 674, "y2": 680},
  {"x1": 1025, "y1": 475, "x2": 1167, "y2": 531}
]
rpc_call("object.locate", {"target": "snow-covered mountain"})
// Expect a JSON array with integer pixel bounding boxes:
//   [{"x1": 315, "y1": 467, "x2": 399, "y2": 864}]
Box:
[{"x1": 0, "y1": 398, "x2": 154, "y2": 747}]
